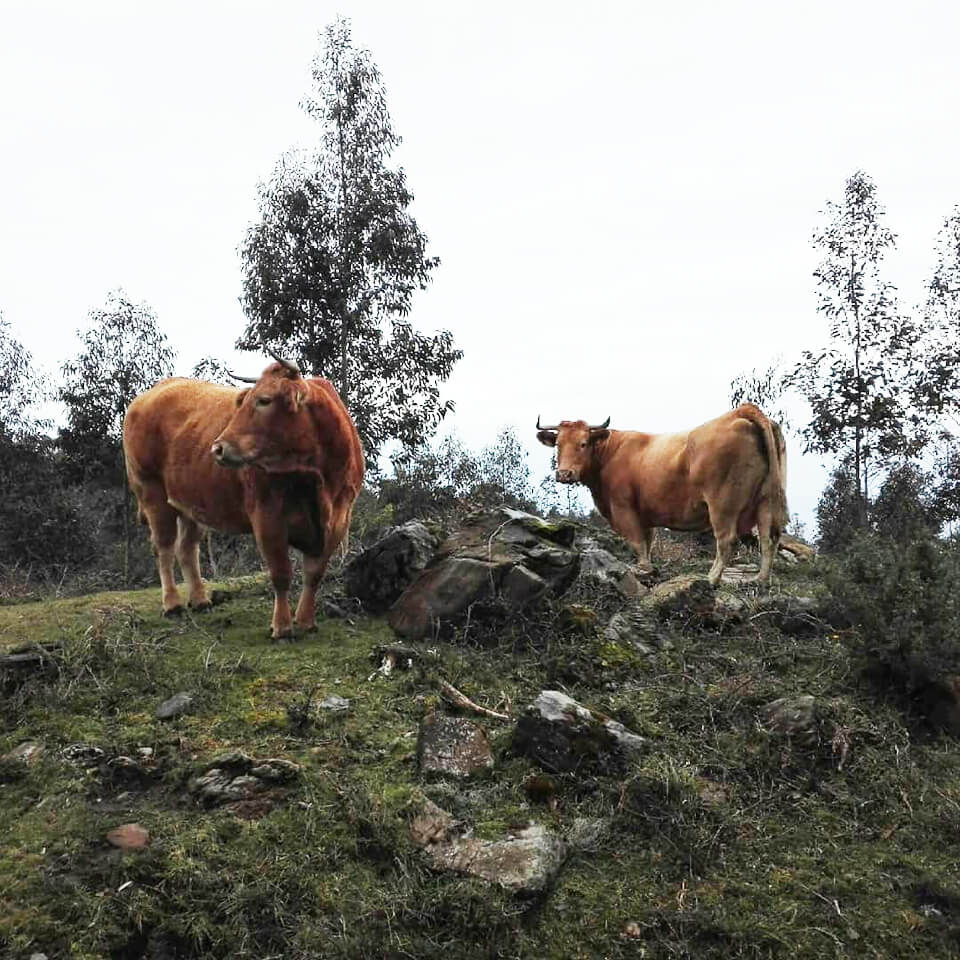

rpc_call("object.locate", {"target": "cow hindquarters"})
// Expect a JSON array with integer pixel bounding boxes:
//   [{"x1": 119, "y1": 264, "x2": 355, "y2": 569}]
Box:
[{"x1": 176, "y1": 517, "x2": 211, "y2": 609}]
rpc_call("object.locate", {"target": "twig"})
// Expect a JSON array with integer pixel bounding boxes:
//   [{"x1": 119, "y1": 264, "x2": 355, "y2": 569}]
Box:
[{"x1": 438, "y1": 679, "x2": 510, "y2": 720}]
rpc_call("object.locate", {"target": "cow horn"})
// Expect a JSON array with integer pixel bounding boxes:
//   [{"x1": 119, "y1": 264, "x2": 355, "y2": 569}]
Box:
[
  {"x1": 267, "y1": 348, "x2": 301, "y2": 377},
  {"x1": 536, "y1": 415, "x2": 560, "y2": 432},
  {"x1": 227, "y1": 371, "x2": 260, "y2": 384},
  {"x1": 589, "y1": 417, "x2": 611, "y2": 431}
]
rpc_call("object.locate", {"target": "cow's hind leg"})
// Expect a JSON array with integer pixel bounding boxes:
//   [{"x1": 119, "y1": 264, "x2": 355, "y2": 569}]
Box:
[
  {"x1": 176, "y1": 517, "x2": 211, "y2": 610},
  {"x1": 754, "y1": 501, "x2": 779, "y2": 585},
  {"x1": 137, "y1": 486, "x2": 184, "y2": 615},
  {"x1": 706, "y1": 504, "x2": 739, "y2": 587}
]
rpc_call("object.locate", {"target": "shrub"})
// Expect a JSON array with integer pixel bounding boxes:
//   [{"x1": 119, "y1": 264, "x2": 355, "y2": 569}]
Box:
[{"x1": 825, "y1": 533, "x2": 960, "y2": 733}]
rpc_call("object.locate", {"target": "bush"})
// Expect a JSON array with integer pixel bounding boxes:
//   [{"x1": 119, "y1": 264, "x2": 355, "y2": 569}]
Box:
[{"x1": 825, "y1": 533, "x2": 960, "y2": 733}]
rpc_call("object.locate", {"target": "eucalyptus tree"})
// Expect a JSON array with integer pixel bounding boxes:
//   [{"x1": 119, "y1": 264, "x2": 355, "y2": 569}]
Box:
[
  {"x1": 789, "y1": 172, "x2": 923, "y2": 506},
  {"x1": 59, "y1": 291, "x2": 175, "y2": 580},
  {"x1": 238, "y1": 18, "x2": 460, "y2": 462}
]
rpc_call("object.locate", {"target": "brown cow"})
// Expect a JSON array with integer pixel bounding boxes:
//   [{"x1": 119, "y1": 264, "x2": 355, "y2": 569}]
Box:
[
  {"x1": 536, "y1": 404, "x2": 787, "y2": 585},
  {"x1": 123, "y1": 358, "x2": 364, "y2": 638}
]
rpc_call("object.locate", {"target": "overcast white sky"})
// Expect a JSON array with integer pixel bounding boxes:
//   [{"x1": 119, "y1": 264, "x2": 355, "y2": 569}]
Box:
[{"x1": 2, "y1": 0, "x2": 959, "y2": 532}]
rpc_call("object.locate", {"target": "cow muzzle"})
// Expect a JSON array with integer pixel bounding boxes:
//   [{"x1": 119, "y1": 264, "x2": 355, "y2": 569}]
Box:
[
  {"x1": 211, "y1": 440, "x2": 246, "y2": 468},
  {"x1": 555, "y1": 469, "x2": 578, "y2": 484}
]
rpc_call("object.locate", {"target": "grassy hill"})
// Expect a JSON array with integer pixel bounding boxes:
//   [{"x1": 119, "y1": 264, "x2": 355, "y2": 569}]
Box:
[{"x1": 1, "y1": 545, "x2": 959, "y2": 959}]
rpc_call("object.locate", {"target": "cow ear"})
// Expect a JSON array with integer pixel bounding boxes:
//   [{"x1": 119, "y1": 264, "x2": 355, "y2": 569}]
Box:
[
  {"x1": 235, "y1": 389, "x2": 250, "y2": 408},
  {"x1": 589, "y1": 429, "x2": 609, "y2": 443},
  {"x1": 537, "y1": 430, "x2": 557, "y2": 447}
]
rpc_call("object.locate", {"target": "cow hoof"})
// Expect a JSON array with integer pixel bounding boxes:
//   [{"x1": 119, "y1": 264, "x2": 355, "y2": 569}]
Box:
[
  {"x1": 271, "y1": 628, "x2": 298, "y2": 644},
  {"x1": 295, "y1": 622, "x2": 318, "y2": 634},
  {"x1": 189, "y1": 600, "x2": 213, "y2": 612},
  {"x1": 163, "y1": 605, "x2": 185, "y2": 618}
]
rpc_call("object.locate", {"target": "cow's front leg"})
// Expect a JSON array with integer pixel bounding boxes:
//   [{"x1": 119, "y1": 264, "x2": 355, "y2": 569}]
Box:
[
  {"x1": 295, "y1": 553, "x2": 330, "y2": 631},
  {"x1": 609, "y1": 502, "x2": 655, "y2": 575},
  {"x1": 252, "y1": 513, "x2": 295, "y2": 640}
]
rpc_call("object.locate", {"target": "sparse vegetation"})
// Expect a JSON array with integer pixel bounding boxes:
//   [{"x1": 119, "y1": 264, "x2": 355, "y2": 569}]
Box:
[{"x1": 2, "y1": 537, "x2": 959, "y2": 959}]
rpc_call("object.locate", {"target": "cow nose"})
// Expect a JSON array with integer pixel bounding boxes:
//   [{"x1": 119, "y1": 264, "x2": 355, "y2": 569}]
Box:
[{"x1": 556, "y1": 469, "x2": 576, "y2": 484}]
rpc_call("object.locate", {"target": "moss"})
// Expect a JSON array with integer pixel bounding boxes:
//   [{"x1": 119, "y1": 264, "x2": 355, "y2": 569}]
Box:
[{"x1": 1, "y1": 569, "x2": 960, "y2": 958}]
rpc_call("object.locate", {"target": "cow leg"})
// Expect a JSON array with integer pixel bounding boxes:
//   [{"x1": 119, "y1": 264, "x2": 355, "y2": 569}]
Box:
[
  {"x1": 609, "y1": 502, "x2": 655, "y2": 574},
  {"x1": 754, "y1": 502, "x2": 777, "y2": 585},
  {"x1": 176, "y1": 517, "x2": 211, "y2": 610},
  {"x1": 706, "y1": 506, "x2": 738, "y2": 587},
  {"x1": 137, "y1": 489, "x2": 183, "y2": 615},
  {"x1": 251, "y1": 514, "x2": 294, "y2": 640},
  {"x1": 295, "y1": 553, "x2": 329, "y2": 631}
]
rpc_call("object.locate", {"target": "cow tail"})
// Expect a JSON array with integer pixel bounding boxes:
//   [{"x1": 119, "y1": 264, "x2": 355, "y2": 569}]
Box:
[{"x1": 738, "y1": 404, "x2": 789, "y2": 536}]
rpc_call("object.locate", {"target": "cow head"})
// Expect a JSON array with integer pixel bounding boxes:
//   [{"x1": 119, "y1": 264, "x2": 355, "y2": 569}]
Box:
[
  {"x1": 536, "y1": 416, "x2": 610, "y2": 484},
  {"x1": 212, "y1": 356, "x2": 316, "y2": 472}
]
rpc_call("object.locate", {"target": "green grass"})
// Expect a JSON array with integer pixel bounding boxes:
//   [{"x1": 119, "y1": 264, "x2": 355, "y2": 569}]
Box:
[{"x1": 1, "y1": 557, "x2": 959, "y2": 959}]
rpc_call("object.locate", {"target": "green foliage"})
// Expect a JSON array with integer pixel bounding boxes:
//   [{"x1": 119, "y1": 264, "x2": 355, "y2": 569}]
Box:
[
  {"x1": 729, "y1": 357, "x2": 792, "y2": 430},
  {"x1": 815, "y1": 458, "x2": 865, "y2": 553},
  {"x1": 789, "y1": 171, "x2": 926, "y2": 504},
  {"x1": 238, "y1": 18, "x2": 460, "y2": 462},
  {"x1": 58, "y1": 290, "x2": 174, "y2": 485},
  {"x1": 824, "y1": 534, "x2": 960, "y2": 733}
]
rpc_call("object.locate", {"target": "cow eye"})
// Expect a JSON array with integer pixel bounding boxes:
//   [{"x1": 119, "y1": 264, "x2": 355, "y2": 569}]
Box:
[{"x1": 255, "y1": 395, "x2": 273, "y2": 408}]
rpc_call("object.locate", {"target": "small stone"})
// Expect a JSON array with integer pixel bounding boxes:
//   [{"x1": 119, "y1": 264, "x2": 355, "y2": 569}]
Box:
[
  {"x1": 418, "y1": 713, "x2": 494, "y2": 778},
  {"x1": 409, "y1": 798, "x2": 461, "y2": 847},
  {"x1": 761, "y1": 695, "x2": 818, "y2": 741},
  {"x1": 249, "y1": 759, "x2": 301, "y2": 783},
  {"x1": 156, "y1": 692, "x2": 194, "y2": 720},
  {"x1": 61, "y1": 743, "x2": 104, "y2": 766},
  {"x1": 5, "y1": 741, "x2": 44, "y2": 765},
  {"x1": 604, "y1": 607, "x2": 659, "y2": 655},
  {"x1": 29, "y1": 953, "x2": 49, "y2": 960},
  {"x1": 319, "y1": 695, "x2": 351, "y2": 712},
  {"x1": 106, "y1": 823, "x2": 150, "y2": 850},
  {"x1": 720, "y1": 564, "x2": 759, "y2": 584}
]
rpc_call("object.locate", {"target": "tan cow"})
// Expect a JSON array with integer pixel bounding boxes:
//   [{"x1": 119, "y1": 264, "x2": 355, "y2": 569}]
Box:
[
  {"x1": 536, "y1": 403, "x2": 788, "y2": 585},
  {"x1": 123, "y1": 357, "x2": 364, "y2": 638}
]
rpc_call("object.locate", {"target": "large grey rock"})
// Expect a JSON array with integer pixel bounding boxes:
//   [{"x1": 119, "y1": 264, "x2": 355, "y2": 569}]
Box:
[
  {"x1": 418, "y1": 713, "x2": 494, "y2": 779},
  {"x1": 389, "y1": 509, "x2": 580, "y2": 640},
  {"x1": 513, "y1": 690, "x2": 645, "y2": 775},
  {"x1": 345, "y1": 521, "x2": 440, "y2": 613},
  {"x1": 579, "y1": 540, "x2": 647, "y2": 598},
  {"x1": 410, "y1": 798, "x2": 566, "y2": 894}
]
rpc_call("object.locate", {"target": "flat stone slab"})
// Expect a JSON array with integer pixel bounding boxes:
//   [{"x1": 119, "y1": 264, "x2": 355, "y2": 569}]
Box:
[
  {"x1": 410, "y1": 798, "x2": 566, "y2": 894},
  {"x1": 418, "y1": 713, "x2": 494, "y2": 778}
]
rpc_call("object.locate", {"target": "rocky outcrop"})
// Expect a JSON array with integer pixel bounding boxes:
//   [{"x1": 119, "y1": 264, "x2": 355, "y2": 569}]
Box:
[
  {"x1": 388, "y1": 509, "x2": 580, "y2": 640},
  {"x1": 346, "y1": 521, "x2": 440, "y2": 613}
]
